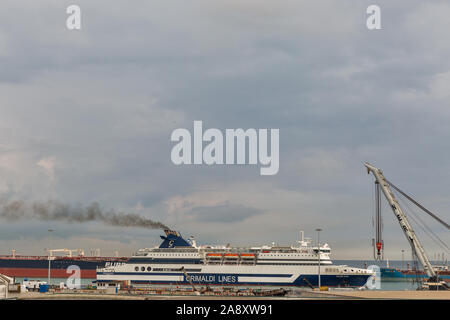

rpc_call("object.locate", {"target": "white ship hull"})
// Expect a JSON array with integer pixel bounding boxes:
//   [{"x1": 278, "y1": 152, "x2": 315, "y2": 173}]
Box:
[
  {"x1": 98, "y1": 263, "x2": 372, "y2": 287},
  {"x1": 97, "y1": 230, "x2": 374, "y2": 288}
]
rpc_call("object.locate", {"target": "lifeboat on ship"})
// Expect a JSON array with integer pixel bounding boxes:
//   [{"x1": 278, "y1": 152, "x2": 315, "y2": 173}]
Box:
[
  {"x1": 240, "y1": 253, "x2": 256, "y2": 259},
  {"x1": 223, "y1": 253, "x2": 239, "y2": 259}
]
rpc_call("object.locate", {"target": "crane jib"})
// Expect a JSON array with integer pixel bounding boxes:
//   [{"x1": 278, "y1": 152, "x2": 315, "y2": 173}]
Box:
[{"x1": 364, "y1": 162, "x2": 437, "y2": 279}]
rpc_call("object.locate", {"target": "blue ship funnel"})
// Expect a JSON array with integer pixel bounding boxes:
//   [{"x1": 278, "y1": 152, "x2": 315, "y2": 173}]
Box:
[{"x1": 159, "y1": 229, "x2": 192, "y2": 248}]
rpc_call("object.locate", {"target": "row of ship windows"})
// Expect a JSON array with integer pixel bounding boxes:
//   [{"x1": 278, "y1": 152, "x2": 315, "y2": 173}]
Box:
[
  {"x1": 154, "y1": 268, "x2": 201, "y2": 272},
  {"x1": 208, "y1": 256, "x2": 318, "y2": 258},
  {"x1": 149, "y1": 254, "x2": 323, "y2": 257},
  {"x1": 131, "y1": 263, "x2": 333, "y2": 268},
  {"x1": 259, "y1": 255, "x2": 321, "y2": 257},
  {"x1": 135, "y1": 266, "x2": 152, "y2": 272},
  {"x1": 256, "y1": 263, "x2": 320, "y2": 266},
  {"x1": 147, "y1": 253, "x2": 324, "y2": 257},
  {"x1": 149, "y1": 254, "x2": 197, "y2": 256},
  {"x1": 133, "y1": 266, "x2": 201, "y2": 272}
]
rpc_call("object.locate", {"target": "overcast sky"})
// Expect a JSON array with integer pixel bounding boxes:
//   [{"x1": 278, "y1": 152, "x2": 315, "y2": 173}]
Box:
[{"x1": 0, "y1": 0, "x2": 449, "y2": 260}]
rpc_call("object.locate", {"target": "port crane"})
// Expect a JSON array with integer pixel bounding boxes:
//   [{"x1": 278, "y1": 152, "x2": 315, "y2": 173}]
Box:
[
  {"x1": 365, "y1": 162, "x2": 449, "y2": 290},
  {"x1": 373, "y1": 179, "x2": 384, "y2": 260},
  {"x1": 180, "y1": 267, "x2": 211, "y2": 295}
]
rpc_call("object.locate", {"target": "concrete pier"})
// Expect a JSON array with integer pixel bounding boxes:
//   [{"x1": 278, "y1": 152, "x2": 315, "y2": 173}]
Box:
[
  {"x1": 7, "y1": 290, "x2": 450, "y2": 300},
  {"x1": 315, "y1": 290, "x2": 450, "y2": 300}
]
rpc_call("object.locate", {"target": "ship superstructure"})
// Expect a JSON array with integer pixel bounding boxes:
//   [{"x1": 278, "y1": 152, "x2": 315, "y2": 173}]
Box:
[{"x1": 97, "y1": 230, "x2": 374, "y2": 288}]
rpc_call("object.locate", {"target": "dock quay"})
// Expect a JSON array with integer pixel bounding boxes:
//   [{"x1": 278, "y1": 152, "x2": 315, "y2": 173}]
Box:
[
  {"x1": 313, "y1": 290, "x2": 450, "y2": 300},
  {"x1": 4, "y1": 289, "x2": 450, "y2": 300}
]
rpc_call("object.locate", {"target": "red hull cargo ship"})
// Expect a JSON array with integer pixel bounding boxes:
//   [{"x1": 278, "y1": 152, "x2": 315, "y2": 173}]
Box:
[{"x1": 0, "y1": 253, "x2": 129, "y2": 279}]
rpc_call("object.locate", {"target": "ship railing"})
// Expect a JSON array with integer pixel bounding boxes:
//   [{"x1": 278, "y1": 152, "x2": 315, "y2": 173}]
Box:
[
  {"x1": 0, "y1": 255, "x2": 127, "y2": 261},
  {"x1": 203, "y1": 255, "x2": 259, "y2": 266},
  {"x1": 151, "y1": 248, "x2": 199, "y2": 253},
  {"x1": 0, "y1": 255, "x2": 51, "y2": 260}
]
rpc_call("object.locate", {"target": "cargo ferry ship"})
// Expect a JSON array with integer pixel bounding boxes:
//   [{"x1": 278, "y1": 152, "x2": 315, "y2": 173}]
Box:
[
  {"x1": 0, "y1": 250, "x2": 128, "y2": 279},
  {"x1": 97, "y1": 230, "x2": 374, "y2": 288},
  {"x1": 381, "y1": 266, "x2": 450, "y2": 281}
]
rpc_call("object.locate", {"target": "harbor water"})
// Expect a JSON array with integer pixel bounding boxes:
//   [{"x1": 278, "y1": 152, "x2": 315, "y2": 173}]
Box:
[{"x1": 336, "y1": 260, "x2": 446, "y2": 291}]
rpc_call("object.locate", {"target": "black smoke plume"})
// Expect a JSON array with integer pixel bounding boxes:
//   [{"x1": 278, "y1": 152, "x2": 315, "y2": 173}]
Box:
[{"x1": 0, "y1": 199, "x2": 169, "y2": 230}]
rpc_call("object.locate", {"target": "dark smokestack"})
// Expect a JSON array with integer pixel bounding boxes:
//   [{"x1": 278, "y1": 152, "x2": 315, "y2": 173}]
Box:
[{"x1": 0, "y1": 199, "x2": 169, "y2": 230}]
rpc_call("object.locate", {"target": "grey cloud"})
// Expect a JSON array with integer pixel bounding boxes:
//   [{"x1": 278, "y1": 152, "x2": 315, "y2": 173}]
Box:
[
  {"x1": 187, "y1": 203, "x2": 264, "y2": 223},
  {"x1": 0, "y1": 0, "x2": 449, "y2": 258}
]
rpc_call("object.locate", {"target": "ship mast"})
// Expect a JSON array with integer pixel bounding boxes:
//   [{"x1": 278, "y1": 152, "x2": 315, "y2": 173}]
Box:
[{"x1": 364, "y1": 162, "x2": 436, "y2": 279}]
